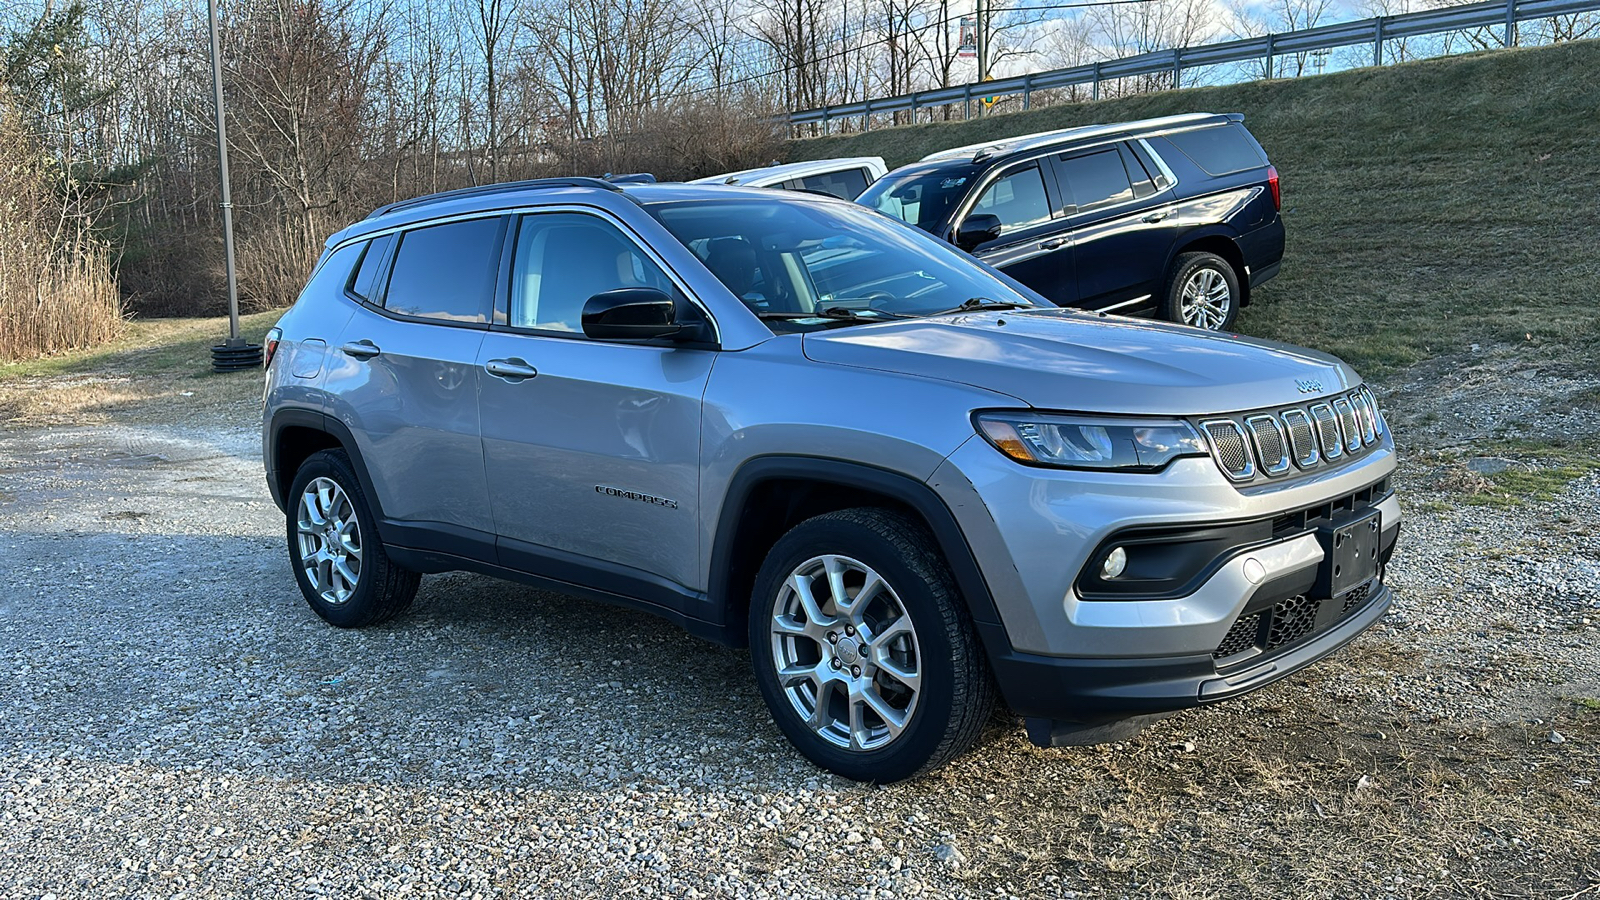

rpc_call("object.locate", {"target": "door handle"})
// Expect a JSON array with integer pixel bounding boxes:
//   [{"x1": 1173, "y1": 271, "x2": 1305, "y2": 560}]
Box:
[
  {"x1": 1038, "y1": 237, "x2": 1068, "y2": 251},
  {"x1": 340, "y1": 340, "x2": 381, "y2": 359},
  {"x1": 485, "y1": 357, "x2": 538, "y2": 381},
  {"x1": 1141, "y1": 211, "x2": 1172, "y2": 224}
]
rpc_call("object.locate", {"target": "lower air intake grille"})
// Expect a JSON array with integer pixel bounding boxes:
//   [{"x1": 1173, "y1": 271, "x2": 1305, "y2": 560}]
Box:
[
  {"x1": 1267, "y1": 595, "x2": 1319, "y2": 647},
  {"x1": 1214, "y1": 612, "x2": 1263, "y2": 659},
  {"x1": 1340, "y1": 581, "x2": 1372, "y2": 614}
]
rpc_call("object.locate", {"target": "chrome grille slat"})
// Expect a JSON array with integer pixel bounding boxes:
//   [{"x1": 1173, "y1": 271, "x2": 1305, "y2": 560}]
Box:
[
  {"x1": 1309, "y1": 403, "x2": 1344, "y2": 460},
  {"x1": 1244, "y1": 414, "x2": 1291, "y2": 476},
  {"x1": 1333, "y1": 398, "x2": 1361, "y2": 452},
  {"x1": 1280, "y1": 408, "x2": 1319, "y2": 468},
  {"x1": 1201, "y1": 419, "x2": 1254, "y2": 481}
]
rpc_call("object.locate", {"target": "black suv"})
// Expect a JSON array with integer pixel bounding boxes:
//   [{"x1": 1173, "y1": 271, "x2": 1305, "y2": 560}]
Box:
[{"x1": 857, "y1": 113, "x2": 1283, "y2": 331}]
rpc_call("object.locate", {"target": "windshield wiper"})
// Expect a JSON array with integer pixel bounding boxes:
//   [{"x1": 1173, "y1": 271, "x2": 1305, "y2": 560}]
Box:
[
  {"x1": 756, "y1": 307, "x2": 912, "y2": 322},
  {"x1": 928, "y1": 297, "x2": 1033, "y2": 316}
]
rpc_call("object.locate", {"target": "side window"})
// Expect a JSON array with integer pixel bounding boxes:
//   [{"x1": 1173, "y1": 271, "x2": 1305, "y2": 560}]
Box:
[
  {"x1": 972, "y1": 165, "x2": 1053, "y2": 235},
  {"x1": 1162, "y1": 124, "x2": 1267, "y2": 176},
  {"x1": 1118, "y1": 144, "x2": 1157, "y2": 200},
  {"x1": 508, "y1": 212, "x2": 679, "y2": 334},
  {"x1": 297, "y1": 242, "x2": 363, "y2": 304},
  {"x1": 799, "y1": 168, "x2": 870, "y2": 200},
  {"x1": 1057, "y1": 149, "x2": 1135, "y2": 212},
  {"x1": 347, "y1": 233, "x2": 393, "y2": 301},
  {"x1": 383, "y1": 217, "x2": 503, "y2": 323}
]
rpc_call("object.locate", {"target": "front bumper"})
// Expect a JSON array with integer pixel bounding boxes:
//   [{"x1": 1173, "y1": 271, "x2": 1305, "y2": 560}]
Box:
[{"x1": 989, "y1": 580, "x2": 1393, "y2": 723}]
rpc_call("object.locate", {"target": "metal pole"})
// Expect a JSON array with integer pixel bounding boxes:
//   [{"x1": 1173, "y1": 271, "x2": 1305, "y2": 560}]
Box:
[
  {"x1": 1092, "y1": 62, "x2": 1100, "y2": 100},
  {"x1": 208, "y1": 0, "x2": 239, "y2": 343},
  {"x1": 1373, "y1": 17, "x2": 1384, "y2": 66},
  {"x1": 975, "y1": 0, "x2": 988, "y2": 117},
  {"x1": 1505, "y1": 0, "x2": 1517, "y2": 46},
  {"x1": 1265, "y1": 32, "x2": 1275, "y2": 79},
  {"x1": 206, "y1": 0, "x2": 260, "y2": 371}
]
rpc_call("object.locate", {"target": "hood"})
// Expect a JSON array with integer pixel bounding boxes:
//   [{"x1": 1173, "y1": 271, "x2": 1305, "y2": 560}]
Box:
[{"x1": 800, "y1": 309, "x2": 1358, "y2": 416}]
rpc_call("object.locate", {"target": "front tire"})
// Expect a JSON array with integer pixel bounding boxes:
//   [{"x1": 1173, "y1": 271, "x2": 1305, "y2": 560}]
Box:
[
  {"x1": 748, "y1": 508, "x2": 995, "y2": 782},
  {"x1": 286, "y1": 449, "x2": 419, "y2": 628},
  {"x1": 1163, "y1": 251, "x2": 1241, "y2": 331}
]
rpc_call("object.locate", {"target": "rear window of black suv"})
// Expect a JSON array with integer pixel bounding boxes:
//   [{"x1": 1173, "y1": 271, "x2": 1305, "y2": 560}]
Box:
[{"x1": 1161, "y1": 124, "x2": 1267, "y2": 176}]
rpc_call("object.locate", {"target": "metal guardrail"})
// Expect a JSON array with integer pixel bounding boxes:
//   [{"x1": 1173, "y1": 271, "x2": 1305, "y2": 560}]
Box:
[{"x1": 789, "y1": 0, "x2": 1600, "y2": 126}]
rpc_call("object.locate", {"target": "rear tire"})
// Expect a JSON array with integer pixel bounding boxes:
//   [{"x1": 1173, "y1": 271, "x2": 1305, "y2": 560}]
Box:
[
  {"x1": 1163, "y1": 251, "x2": 1241, "y2": 331},
  {"x1": 286, "y1": 449, "x2": 419, "y2": 628},
  {"x1": 748, "y1": 508, "x2": 996, "y2": 782}
]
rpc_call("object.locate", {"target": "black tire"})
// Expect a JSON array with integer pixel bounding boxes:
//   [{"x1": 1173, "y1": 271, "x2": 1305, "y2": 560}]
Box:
[
  {"x1": 748, "y1": 508, "x2": 996, "y2": 782},
  {"x1": 1162, "y1": 251, "x2": 1241, "y2": 331},
  {"x1": 285, "y1": 449, "x2": 419, "y2": 628}
]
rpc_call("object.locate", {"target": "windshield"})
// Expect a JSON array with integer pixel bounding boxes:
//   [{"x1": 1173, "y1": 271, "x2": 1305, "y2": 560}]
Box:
[
  {"x1": 646, "y1": 198, "x2": 1044, "y2": 331},
  {"x1": 856, "y1": 165, "x2": 977, "y2": 233}
]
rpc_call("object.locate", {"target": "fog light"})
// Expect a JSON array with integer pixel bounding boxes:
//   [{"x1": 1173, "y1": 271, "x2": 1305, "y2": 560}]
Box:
[{"x1": 1101, "y1": 547, "x2": 1127, "y2": 579}]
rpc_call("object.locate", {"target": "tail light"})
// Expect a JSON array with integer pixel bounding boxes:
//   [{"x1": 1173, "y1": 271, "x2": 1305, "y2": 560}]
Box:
[
  {"x1": 1266, "y1": 165, "x2": 1281, "y2": 211},
  {"x1": 263, "y1": 327, "x2": 282, "y2": 369}
]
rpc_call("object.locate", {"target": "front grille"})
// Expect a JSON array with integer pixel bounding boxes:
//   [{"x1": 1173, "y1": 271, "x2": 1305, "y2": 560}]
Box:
[
  {"x1": 1196, "y1": 388, "x2": 1386, "y2": 484},
  {"x1": 1202, "y1": 419, "x2": 1253, "y2": 480}
]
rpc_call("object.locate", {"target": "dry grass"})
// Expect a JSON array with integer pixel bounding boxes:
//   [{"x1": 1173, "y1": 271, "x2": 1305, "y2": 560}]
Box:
[
  {"x1": 0, "y1": 311, "x2": 280, "y2": 426},
  {"x1": 0, "y1": 94, "x2": 123, "y2": 361}
]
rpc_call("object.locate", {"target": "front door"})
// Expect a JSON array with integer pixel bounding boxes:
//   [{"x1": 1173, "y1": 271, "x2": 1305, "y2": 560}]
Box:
[
  {"x1": 960, "y1": 161, "x2": 1076, "y2": 305},
  {"x1": 476, "y1": 210, "x2": 715, "y2": 594}
]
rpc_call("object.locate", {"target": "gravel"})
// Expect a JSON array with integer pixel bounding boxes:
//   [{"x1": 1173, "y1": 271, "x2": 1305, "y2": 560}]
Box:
[{"x1": 2, "y1": 359, "x2": 1598, "y2": 898}]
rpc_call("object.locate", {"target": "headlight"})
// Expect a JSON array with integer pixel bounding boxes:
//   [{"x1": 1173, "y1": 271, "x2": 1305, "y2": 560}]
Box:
[{"x1": 974, "y1": 412, "x2": 1208, "y2": 471}]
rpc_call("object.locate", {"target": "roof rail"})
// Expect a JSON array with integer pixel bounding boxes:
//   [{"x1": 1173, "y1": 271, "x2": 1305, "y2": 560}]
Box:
[{"x1": 366, "y1": 177, "x2": 622, "y2": 220}]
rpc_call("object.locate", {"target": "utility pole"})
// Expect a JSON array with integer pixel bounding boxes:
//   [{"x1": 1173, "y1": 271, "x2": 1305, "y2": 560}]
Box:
[
  {"x1": 975, "y1": 0, "x2": 989, "y2": 115},
  {"x1": 206, "y1": 0, "x2": 261, "y2": 372}
]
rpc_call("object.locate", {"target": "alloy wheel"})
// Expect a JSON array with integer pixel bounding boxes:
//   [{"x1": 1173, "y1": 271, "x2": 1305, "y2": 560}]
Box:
[
  {"x1": 1180, "y1": 266, "x2": 1233, "y2": 330},
  {"x1": 296, "y1": 476, "x2": 362, "y2": 605},
  {"x1": 769, "y1": 554, "x2": 922, "y2": 752}
]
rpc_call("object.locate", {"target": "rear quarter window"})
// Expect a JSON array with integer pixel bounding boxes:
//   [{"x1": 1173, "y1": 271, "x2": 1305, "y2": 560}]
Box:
[
  {"x1": 296, "y1": 242, "x2": 363, "y2": 305},
  {"x1": 1162, "y1": 124, "x2": 1268, "y2": 176},
  {"x1": 797, "y1": 168, "x2": 870, "y2": 200}
]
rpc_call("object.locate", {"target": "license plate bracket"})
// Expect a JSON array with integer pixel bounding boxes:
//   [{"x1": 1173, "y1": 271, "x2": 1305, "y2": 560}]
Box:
[{"x1": 1315, "y1": 507, "x2": 1382, "y2": 598}]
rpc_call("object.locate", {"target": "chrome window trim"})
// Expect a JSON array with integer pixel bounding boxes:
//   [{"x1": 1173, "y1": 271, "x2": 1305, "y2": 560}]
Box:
[
  {"x1": 333, "y1": 202, "x2": 723, "y2": 346},
  {"x1": 949, "y1": 136, "x2": 1159, "y2": 233},
  {"x1": 1135, "y1": 138, "x2": 1181, "y2": 191},
  {"x1": 1244, "y1": 414, "x2": 1292, "y2": 476}
]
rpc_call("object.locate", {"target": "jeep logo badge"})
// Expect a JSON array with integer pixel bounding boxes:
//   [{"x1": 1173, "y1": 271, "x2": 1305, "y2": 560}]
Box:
[{"x1": 1295, "y1": 378, "x2": 1323, "y2": 394}]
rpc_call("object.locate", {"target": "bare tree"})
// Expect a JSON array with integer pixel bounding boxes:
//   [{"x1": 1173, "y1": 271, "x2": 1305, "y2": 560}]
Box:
[{"x1": 1228, "y1": 0, "x2": 1337, "y2": 78}]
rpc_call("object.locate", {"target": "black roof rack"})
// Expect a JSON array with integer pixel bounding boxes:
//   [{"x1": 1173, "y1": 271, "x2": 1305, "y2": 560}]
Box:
[{"x1": 366, "y1": 177, "x2": 622, "y2": 220}]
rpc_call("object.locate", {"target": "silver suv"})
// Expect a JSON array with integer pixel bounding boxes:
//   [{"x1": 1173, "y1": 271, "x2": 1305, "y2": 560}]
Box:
[{"x1": 263, "y1": 178, "x2": 1400, "y2": 782}]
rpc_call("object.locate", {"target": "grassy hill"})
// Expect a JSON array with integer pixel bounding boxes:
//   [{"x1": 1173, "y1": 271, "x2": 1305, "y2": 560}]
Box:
[{"x1": 790, "y1": 41, "x2": 1600, "y2": 377}]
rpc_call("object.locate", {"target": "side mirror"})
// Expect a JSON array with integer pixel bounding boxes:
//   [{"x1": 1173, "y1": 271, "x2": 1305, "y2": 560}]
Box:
[
  {"x1": 955, "y1": 213, "x2": 1003, "y2": 252},
  {"x1": 581, "y1": 288, "x2": 703, "y2": 342}
]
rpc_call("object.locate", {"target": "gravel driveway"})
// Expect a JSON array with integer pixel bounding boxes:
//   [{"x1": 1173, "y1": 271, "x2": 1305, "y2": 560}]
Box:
[{"x1": 2, "y1": 359, "x2": 1597, "y2": 899}]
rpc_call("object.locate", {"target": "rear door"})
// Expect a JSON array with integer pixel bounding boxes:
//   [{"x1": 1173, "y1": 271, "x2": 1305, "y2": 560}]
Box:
[
  {"x1": 476, "y1": 209, "x2": 715, "y2": 593},
  {"x1": 962, "y1": 161, "x2": 1076, "y2": 305},
  {"x1": 322, "y1": 216, "x2": 503, "y2": 547},
  {"x1": 1053, "y1": 142, "x2": 1182, "y2": 311}
]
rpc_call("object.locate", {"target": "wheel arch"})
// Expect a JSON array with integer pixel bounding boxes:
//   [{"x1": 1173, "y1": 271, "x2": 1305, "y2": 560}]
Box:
[
  {"x1": 266, "y1": 409, "x2": 387, "y2": 533},
  {"x1": 708, "y1": 457, "x2": 1006, "y2": 651},
  {"x1": 1169, "y1": 231, "x2": 1251, "y2": 307}
]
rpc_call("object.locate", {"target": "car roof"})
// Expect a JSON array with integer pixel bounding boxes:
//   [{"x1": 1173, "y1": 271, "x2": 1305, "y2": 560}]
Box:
[
  {"x1": 690, "y1": 157, "x2": 888, "y2": 187},
  {"x1": 917, "y1": 112, "x2": 1234, "y2": 164},
  {"x1": 324, "y1": 178, "x2": 843, "y2": 248}
]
